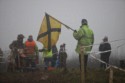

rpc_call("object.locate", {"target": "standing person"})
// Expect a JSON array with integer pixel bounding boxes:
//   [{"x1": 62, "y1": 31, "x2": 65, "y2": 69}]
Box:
[
  {"x1": 73, "y1": 19, "x2": 94, "y2": 73},
  {"x1": 39, "y1": 48, "x2": 53, "y2": 70},
  {"x1": 9, "y1": 34, "x2": 25, "y2": 71},
  {"x1": 24, "y1": 35, "x2": 39, "y2": 68},
  {"x1": 99, "y1": 36, "x2": 111, "y2": 69},
  {"x1": 55, "y1": 45, "x2": 62, "y2": 68},
  {"x1": 51, "y1": 45, "x2": 58, "y2": 67},
  {"x1": 59, "y1": 44, "x2": 67, "y2": 70}
]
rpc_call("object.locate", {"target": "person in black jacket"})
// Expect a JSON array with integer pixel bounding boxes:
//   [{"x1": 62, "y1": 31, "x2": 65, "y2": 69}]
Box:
[
  {"x1": 99, "y1": 36, "x2": 111, "y2": 69},
  {"x1": 59, "y1": 43, "x2": 67, "y2": 70},
  {"x1": 51, "y1": 45, "x2": 58, "y2": 67}
]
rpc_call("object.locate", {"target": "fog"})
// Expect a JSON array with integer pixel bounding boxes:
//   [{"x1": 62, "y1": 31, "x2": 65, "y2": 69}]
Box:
[{"x1": 0, "y1": 0, "x2": 125, "y2": 61}]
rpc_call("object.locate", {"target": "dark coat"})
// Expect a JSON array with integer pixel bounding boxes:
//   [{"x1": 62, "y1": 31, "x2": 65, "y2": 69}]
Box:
[
  {"x1": 99, "y1": 42, "x2": 111, "y2": 57},
  {"x1": 9, "y1": 40, "x2": 24, "y2": 49}
]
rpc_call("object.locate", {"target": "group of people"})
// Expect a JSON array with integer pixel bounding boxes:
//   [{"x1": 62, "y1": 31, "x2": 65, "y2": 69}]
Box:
[
  {"x1": 8, "y1": 34, "x2": 39, "y2": 72},
  {"x1": 8, "y1": 34, "x2": 68, "y2": 72},
  {"x1": 7, "y1": 18, "x2": 111, "y2": 72},
  {"x1": 73, "y1": 19, "x2": 111, "y2": 74}
]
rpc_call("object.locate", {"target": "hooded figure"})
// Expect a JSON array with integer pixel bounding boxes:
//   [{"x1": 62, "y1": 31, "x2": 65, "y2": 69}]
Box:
[
  {"x1": 9, "y1": 34, "x2": 25, "y2": 71},
  {"x1": 9, "y1": 34, "x2": 25, "y2": 49},
  {"x1": 24, "y1": 35, "x2": 39, "y2": 68},
  {"x1": 59, "y1": 44, "x2": 67, "y2": 70},
  {"x1": 73, "y1": 19, "x2": 94, "y2": 73},
  {"x1": 99, "y1": 36, "x2": 111, "y2": 69}
]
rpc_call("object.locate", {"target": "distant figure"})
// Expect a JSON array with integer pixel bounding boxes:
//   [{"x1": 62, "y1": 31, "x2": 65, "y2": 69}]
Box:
[
  {"x1": 0, "y1": 48, "x2": 3, "y2": 57},
  {"x1": 59, "y1": 43, "x2": 67, "y2": 70},
  {"x1": 9, "y1": 34, "x2": 25, "y2": 71},
  {"x1": 55, "y1": 54, "x2": 60, "y2": 68},
  {"x1": 99, "y1": 36, "x2": 111, "y2": 69},
  {"x1": 51, "y1": 45, "x2": 58, "y2": 67},
  {"x1": 73, "y1": 19, "x2": 94, "y2": 73},
  {"x1": 24, "y1": 35, "x2": 39, "y2": 68}
]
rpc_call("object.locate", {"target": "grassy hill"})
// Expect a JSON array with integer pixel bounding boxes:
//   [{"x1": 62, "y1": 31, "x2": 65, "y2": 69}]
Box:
[{"x1": 0, "y1": 68, "x2": 125, "y2": 83}]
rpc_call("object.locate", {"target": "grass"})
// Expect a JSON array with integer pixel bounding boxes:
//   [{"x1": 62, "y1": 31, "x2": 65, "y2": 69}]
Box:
[{"x1": 0, "y1": 68, "x2": 125, "y2": 83}]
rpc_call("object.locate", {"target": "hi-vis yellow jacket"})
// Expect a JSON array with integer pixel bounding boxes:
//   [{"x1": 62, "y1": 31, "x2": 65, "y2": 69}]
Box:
[
  {"x1": 43, "y1": 49, "x2": 53, "y2": 58},
  {"x1": 73, "y1": 25, "x2": 94, "y2": 54}
]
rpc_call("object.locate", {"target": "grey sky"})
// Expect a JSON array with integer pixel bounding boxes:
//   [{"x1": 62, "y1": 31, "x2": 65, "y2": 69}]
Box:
[{"x1": 0, "y1": 0, "x2": 125, "y2": 58}]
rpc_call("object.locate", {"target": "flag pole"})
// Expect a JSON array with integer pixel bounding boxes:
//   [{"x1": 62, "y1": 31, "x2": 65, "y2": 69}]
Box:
[{"x1": 45, "y1": 13, "x2": 75, "y2": 32}]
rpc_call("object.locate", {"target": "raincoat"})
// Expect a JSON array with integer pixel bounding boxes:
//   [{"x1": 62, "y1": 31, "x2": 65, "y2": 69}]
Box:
[{"x1": 73, "y1": 25, "x2": 94, "y2": 54}]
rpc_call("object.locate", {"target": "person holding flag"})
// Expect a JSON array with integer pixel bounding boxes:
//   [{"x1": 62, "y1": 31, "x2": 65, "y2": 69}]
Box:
[{"x1": 73, "y1": 19, "x2": 94, "y2": 73}]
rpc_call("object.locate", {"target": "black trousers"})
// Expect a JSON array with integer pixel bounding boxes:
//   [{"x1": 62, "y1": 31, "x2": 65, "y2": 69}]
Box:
[
  {"x1": 79, "y1": 54, "x2": 88, "y2": 73},
  {"x1": 100, "y1": 55, "x2": 110, "y2": 69}
]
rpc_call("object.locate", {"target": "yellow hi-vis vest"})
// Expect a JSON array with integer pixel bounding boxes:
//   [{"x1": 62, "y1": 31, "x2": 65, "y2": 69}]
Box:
[{"x1": 43, "y1": 50, "x2": 52, "y2": 58}]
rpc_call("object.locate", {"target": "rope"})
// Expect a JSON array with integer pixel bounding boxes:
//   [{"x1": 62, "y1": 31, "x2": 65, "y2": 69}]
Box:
[
  {"x1": 83, "y1": 38, "x2": 125, "y2": 48},
  {"x1": 81, "y1": 39, "x2": 125, "y2": 72},
  {"x1": 117, "y1": 42, "x2": 125, "y2": 48},
  {"x1": 87, "y1": 42, "x2": 125, "y2": 55},
  {"x1": 89, "y1": 51, "x2": 125, "y2": 72}
]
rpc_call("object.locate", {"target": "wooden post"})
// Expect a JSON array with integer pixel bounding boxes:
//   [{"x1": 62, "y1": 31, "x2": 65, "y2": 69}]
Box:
[
  {"x1": 109, "y1": 66, "x2": 113, "y2": 83},
  {"x1": 80, "y1": 46, "x2": 85, "y2": 83}
]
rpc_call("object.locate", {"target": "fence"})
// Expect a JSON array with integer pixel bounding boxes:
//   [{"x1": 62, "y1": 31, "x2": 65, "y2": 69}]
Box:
[{"x1": 78, "y1": 38, "x2": 125, "y2": 83}]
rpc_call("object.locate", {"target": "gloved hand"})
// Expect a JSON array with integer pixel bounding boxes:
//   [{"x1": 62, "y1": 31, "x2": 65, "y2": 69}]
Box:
[{"x1": 74, "y1": 30, "x2": 77, "y2": 33}]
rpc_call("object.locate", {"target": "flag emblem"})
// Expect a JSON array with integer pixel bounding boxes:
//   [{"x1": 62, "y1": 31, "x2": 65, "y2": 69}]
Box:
[{"x1": 37, "y1": 13, "x2": 61, "y2": 50}]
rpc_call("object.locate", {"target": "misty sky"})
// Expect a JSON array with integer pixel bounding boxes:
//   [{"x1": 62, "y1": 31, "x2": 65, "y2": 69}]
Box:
[{"x1": 0, "y1": 0, "x2": 125, "y2": 58}]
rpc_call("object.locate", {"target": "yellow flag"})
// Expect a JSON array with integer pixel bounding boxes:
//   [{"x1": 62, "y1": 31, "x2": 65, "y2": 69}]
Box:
[{"x1": 37, "y1": 13, "x2": 61, "y2": 50}]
